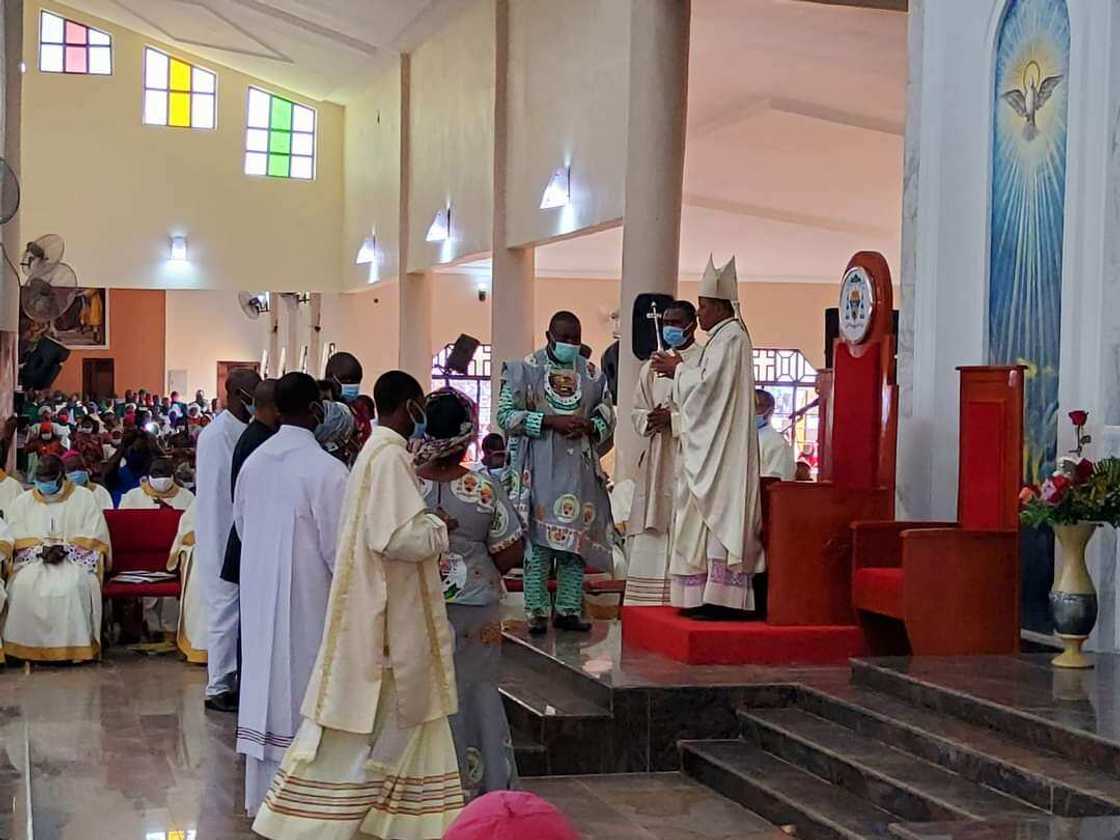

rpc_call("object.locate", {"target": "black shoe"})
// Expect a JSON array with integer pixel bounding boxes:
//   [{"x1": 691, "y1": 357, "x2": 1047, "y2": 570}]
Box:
[
  {"x1": 205, "y1": 691, "x2": 239, "y2": 713},
  {"x1": 528, "y1": 616, "x2": 550, "y2": 636},
  {"x1": 552, "y1": 613, "x2": 591, "y2": 632}
]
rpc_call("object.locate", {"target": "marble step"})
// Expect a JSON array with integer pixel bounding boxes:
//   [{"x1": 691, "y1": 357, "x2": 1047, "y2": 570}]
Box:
[
  {"x1": 499, "y1": 651, "x2": 614, "y2": 775},
  {"x1": 739, "y1": 706, "x2": 1042, "y2": 823},
  {"x1": 501, "y1": 629, "x2": 613, "y2": 709},
  {"x1": 797, "y1": 682, "x2": 1120, "y2": 816},
  {"x1": 851, "y1": 658, "x2": 1120, "y2": 780},
  {"x1": 680, "y1": 739, "x2": 896, "y2": 840}
]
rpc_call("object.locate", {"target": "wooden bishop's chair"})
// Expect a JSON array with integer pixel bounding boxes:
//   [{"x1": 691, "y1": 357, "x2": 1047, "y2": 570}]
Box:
[{"x1": 851, "y1": 366, "x2": 1024, "y2": 656}]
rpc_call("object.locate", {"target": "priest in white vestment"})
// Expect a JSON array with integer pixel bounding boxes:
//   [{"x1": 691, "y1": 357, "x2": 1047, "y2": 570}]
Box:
[
  {"x1": 756, "y1": 389, "x2": 796, "y2": 481},
  {"x1": 195, "y1": 368, "x2": 260, "y2": 711},
  {"x1": 119, "y1": 458, "x2": 195, "y2": 510},
  {"x1": 234, "y1": 373, "x2": 349, "y2": 817},
  {"x1": 624, "y1": 301, "x2": 703, "y2": 606},
  {"x1": 0, "y1": 466, "x2": 24, "y2": 518},
  {"x1": 254, "y1": 371, "x2": 463, "y2": 840},
  {"x1": 61, "y1": 451, "x2": 114, "y2": 510},
  {"x1": 168, "y1": 501, "x2": 205, "y2": 663},
  {"x1": 652, "y1": 256, "x2": 764, "y2": 614},
  {"x1": 2, "y1": 455, "x2": 111, "y2": 661},
  {"x1": 0, "y1": 518, "x2": 12, "y2": 663}
]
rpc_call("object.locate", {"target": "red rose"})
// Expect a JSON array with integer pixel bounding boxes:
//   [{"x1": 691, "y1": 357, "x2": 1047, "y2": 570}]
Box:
[
  {"x1": 1042, "y1": 475, "x2": 1072, "y2": 504},
  {"x1": 1074, "y1": 458, "x2": 1094, "y2": 484},
  {"x1": 1018, "y1": 485, "x2": 1039, "y2": 505},
  {"x1": 1070, "y1": 410, "x2": 1089, "y2": 427}
]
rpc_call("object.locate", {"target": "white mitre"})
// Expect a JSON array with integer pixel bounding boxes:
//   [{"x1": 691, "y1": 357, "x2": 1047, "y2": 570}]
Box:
[{"x1": 698, "y1": 255, "x2": 738, "y2": 302}]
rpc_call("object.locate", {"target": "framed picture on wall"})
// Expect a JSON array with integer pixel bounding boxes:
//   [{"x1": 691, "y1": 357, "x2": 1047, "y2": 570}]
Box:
[{"x1": 18, "y1": 287, "x2": 109, "y2": 351}]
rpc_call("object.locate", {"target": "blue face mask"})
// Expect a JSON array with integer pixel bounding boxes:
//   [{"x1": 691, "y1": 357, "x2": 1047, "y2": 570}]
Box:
[
  {"x1": 550, "y1": 341, "x2": 580, "y2": 364},
  {"x1": 36, "y1": 478, "x2": 62, "y2": 496},
  {"x1": 66, "y1": 469, "x2": 89, "y2": 486},
  {"x1": 663, "y1": 326, "x2": 689, "y2": 349},
  {"x1": 340, "y1": 383, "x2": 361, "y2": 402},
  {"x1": 407, "y1": 401, "x2": 428, "y2": 440},
  {"x1": 756, "y1": 416, "x2": 770, "y2": 430}
]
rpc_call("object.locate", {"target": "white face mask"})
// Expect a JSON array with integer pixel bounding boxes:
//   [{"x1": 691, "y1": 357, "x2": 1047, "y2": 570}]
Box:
[{"x1": 149, "y1": 476, "x2": 175, "y2": 493}]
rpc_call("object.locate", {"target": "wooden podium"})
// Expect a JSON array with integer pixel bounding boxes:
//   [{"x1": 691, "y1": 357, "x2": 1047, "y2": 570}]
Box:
[{"x1": 764, "y1": 251, "x2": 897, "y2": 626}]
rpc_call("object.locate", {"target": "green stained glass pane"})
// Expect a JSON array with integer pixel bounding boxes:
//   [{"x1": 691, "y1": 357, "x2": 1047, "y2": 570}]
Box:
[
  {"x1": 268, "y1": 153, "x2": 290, "y2": 178},
  {"x1": 270, "y1": 97, "x2": 293, "y2": 131},
  {"x1": 269, "y1": 130, "x2": 291, "y2": 155}
]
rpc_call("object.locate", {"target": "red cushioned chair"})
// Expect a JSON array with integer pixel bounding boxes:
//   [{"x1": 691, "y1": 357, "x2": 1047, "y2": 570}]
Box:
[
  {"x1": 102, "y1": 508, "x2": 185, "y2": 602},
  {"x1": 851, "y1": 366, "x2": 1024, "y2": 656}
]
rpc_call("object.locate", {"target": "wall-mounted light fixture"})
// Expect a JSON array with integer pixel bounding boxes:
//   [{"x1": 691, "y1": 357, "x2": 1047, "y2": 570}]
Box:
[
  {"x1": 539, "y1": 166, "x2": 571, "y2": 209},
  {"x1": 426, "y1": 206, "x2": 451, "y2": 242},
  {"x1": 170, "y1": 234, "x2": 188, "y2": 262},
  {"x1": 476, "y1": 276, "x2": 491, "y2": 303},
  {"x1": 355, "y1": 234, "x2": 377, "y2": 265}
]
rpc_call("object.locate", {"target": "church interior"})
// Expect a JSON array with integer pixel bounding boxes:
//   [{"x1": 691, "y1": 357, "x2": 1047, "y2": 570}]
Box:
[{"x1": 3, "y1": 0, "x2": 1120, "y2": 837}]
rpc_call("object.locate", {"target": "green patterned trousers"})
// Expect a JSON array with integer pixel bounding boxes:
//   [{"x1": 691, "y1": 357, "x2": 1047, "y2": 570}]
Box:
[{"x1": 524, "y1": 544, "x2": 585, "y2": 618}]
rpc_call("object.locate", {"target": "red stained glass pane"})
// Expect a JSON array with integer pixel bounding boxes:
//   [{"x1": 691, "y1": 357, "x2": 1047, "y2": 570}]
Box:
[
  {"x1": 64, "y1": 21, "x2": 87, "y2": 44},
  {"x1": 65, "y1": 46, "x2": 87, "y2": 73}
]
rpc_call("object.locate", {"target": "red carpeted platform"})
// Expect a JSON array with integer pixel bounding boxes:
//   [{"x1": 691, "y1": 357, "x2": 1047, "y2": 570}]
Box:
[{"x1": 621, "y1": 606, "x2": 868, "y2": 666}]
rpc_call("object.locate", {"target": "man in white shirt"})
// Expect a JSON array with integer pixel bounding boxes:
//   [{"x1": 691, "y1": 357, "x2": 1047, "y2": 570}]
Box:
[{"x1": 756, "y1": 389, "x2": 796, "y2": 481}]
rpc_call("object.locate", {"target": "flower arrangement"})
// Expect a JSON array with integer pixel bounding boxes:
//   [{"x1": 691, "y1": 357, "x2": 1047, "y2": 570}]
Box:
[{"x1": 1020, "y1": 410, "x2": 1120, "y2": 528}]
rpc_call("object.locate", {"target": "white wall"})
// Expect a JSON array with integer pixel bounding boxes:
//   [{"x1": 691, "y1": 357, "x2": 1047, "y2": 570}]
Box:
[
  {"x1": 341, "y1": 64, "x2": 403, "y2": 291},
  {"x1": 504, "y1": 0, "x2": 629, "y2": 247},
  {"x1": 407, "y1": 0, "x2": 496, "y2": 271},
  {"x1": 164, "y1": 290, "x2": 268, "y2": 397}
]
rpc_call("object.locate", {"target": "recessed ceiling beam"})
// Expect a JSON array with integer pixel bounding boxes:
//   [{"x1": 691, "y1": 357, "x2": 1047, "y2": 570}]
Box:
[
  {"x1": 682, "y1": 192, "x2": 895, "y2": 238},
  {"x1": 793, "y1": 0, "x2": 907, "y2": 11}
]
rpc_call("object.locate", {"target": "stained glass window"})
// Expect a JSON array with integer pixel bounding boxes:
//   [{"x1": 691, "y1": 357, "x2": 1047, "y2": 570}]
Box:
[
  {"x1": 143, "y1": 47, "x2": 216, "y2": 129},
  {"x1": 432, "y1": 343, "x2": 493, "y2": 457},
  {"x1": 753, "y1": 348, "x2": 819, "y2": 469},
  {"x1": 244, "y1": 87, "x2": 316, "y2": 180},
  {"x1": 39, "y1": 10, "x2": 112, "y2": 75}
]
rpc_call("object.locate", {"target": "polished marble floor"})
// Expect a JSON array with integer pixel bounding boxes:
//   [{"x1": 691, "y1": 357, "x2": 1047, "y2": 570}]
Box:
[{"x1": 0, "y1": 650, "x2": 774, "y2": 839}]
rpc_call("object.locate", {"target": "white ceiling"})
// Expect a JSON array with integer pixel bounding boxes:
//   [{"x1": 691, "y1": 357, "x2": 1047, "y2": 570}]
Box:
[{"x1": 55, "y1": 0, "x2": 468, "y2": 102}]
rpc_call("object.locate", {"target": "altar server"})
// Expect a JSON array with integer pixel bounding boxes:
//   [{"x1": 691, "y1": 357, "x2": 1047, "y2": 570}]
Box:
[
  {"x1": 624, "y1": 301, "x2": 703, "y2": 606},
  {"x1": 652, "y1": 256, "x2": 764, "y2": 614},
  {"x1": 253, "y1": 371, "x2": 463, "y2": 840},
  {"x1": 2, "y1": 455, "x2": 110, "y2": 661},
  {"x1": 756, "y1": 389, "x2": 796, "y2": 481},
  {"x1": 196, "y1": 367, "x2": 260, "y2": 712},
  {"x1": 234, "y1": 372, "x2": 349, "y2": 816},
  {"x1": 168, "y1": 502, "x2": 205, "y2": 663}
]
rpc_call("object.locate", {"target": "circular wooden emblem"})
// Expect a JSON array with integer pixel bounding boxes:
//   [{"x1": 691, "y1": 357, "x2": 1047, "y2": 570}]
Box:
[{"x1": 839, "y1": 266, "x2": 876, "y2": 345}]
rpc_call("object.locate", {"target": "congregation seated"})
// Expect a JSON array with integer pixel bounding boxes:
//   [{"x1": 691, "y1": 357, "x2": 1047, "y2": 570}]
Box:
[
  {"x1": 119, "y1": 457, "x2": 195, "y2": 511},
  {"x1": 1, "y1": 455, "x2": 110, "y2": 662}
]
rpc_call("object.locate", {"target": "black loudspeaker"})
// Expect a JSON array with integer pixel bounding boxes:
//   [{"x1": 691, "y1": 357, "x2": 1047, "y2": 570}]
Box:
[
  {"x1": 823, "y1": 308, "x2": 899, "y2": 368},
  {"x1": 632, "y1": 293, "x2": 676, "y2": 361},
  {"x1": 444, "y1": 333, "x2": 481, "y2": 374},
  {"x1": 20, "y1": 335, "x2": 70, "y2": 391}
]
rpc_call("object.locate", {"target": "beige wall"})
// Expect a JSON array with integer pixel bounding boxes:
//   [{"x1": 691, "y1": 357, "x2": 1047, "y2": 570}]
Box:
[
  {"x1": 164, "y1": 290, "x2": 268, "y2": 398},
  {"x1": 407, "y1": 0, "x2": 496, "y2": 271},
  {"x1": 20, "y1": 1, "x2": 344, "y2": 292},
  {"x1": 505, "y1": 0, "x2": 628, "y2": 247},
  {"x1": 341, "y1": 65, "x2": 402, "y2": 291}
]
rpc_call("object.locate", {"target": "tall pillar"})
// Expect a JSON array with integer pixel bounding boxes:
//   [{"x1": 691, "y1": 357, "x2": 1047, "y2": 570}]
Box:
[
  {"x1": 615, "y1": 0, "x2": 691, "y2": 479},
  {"x1": 307, "y1": 292, "x2": 323, "y2": 375},
  {"x1": 267, "y1": 304, "x2": 280, "y2": 376},
  {"x1": 0, "y1": 1, "x2": 22, "y2": 473},
  {"x1": 399, "y1": 271, "x2": 433, "y2": 385},
  {"x1": 489, "y1": 0, "x2": 535, "y2": 424}
]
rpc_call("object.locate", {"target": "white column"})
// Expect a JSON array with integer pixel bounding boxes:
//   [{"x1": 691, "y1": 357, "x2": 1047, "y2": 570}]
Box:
[
  {"x1": 399, "y1": 271, "x2": 433, "y2": 386},
  {"x1": 615, "y1": 0, "x2": 691, "y2": 479},
  {"x1": 307, "y1": 292, "x2": 323, "y2": 376},
  {"x1": 0, "y1": 1, "x2": 22, "y2": 471},
  {"x1": 489, "y1": 0, "x2": 535, "y2": 423},
  {"x1": 267, "y1": 303, "x2": 280, "y2": 377}
]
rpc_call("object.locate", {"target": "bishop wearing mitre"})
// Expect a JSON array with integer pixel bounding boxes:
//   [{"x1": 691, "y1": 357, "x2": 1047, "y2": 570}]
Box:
[{"x1": 651, "y1": 256, "x2": 764, "y2": 615}]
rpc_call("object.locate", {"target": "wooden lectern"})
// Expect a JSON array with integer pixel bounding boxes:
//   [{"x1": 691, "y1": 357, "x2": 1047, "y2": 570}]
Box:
[{"x1": 764, "y1": 252, "x2": 897, "y2": 626}]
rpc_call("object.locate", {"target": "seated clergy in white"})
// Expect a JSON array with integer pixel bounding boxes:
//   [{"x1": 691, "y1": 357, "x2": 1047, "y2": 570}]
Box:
[
  {"x1": 118, "y1": 458, "x2": 195, "y2": 510},
  {"x1": 0, "y1": 463, "x2": 23, "y2": 519},
  {"x1": 2, "y1": 454, "x2": 111, "y2": 661},
  {"x1": 168, "y1": 501, "x2": 205, "y2": 664},
  {"x1": 651, "y1": 256, "x2": 764, "y2": 616},
  {"x1": 755, "y1": 389, "x2": 796, "y2": 481},
  {"x1": 62, "y1": 450, "x2": 115, "y2": 510},
  {"x1": 624, "y1": 300, "x2": 703, "y2": 607},
  {"x1": 233, "y1": 372, "x2": 349, "y2": 817}
]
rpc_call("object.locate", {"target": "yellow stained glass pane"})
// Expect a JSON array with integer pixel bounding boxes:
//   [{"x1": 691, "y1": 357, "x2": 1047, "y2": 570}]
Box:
[
  {"x1": 170, "y1": 58, "x2": 191, "y2": 92},
  {"x1": 169, "y1": 92, "x2": 190, "y2": 127}
]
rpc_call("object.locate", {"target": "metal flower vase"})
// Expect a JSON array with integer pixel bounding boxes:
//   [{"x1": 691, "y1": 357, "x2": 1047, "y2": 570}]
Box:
[{"x1": 1050, "y1": 522, "x2": 1100, "y2": 669}]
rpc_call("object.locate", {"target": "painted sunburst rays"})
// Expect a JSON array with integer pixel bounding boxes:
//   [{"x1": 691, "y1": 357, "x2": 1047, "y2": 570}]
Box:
[{"x1": 989, "y1": 0, "x2": 1070, "y2": 484}]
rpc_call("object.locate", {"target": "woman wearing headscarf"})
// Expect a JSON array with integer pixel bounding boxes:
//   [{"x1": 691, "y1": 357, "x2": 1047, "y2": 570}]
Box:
[
  {"x1": 414, "y1": 388, "x2": 524, "y2": 798},
  {"x1": 313, "y1": 400, "x2": 355, "y2": 464}
]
